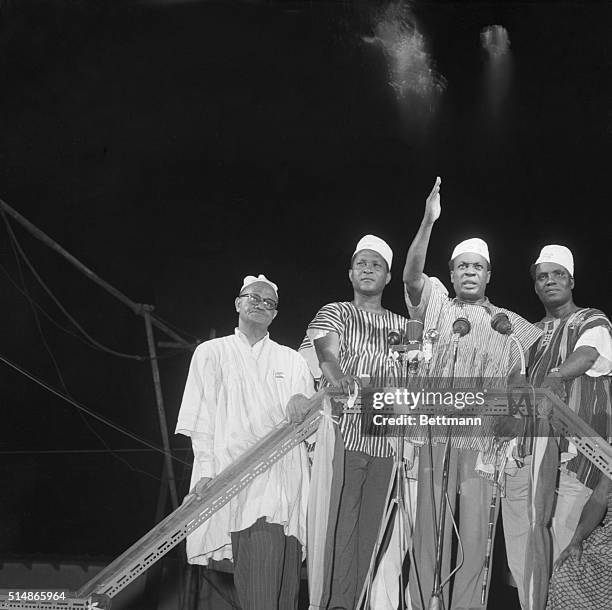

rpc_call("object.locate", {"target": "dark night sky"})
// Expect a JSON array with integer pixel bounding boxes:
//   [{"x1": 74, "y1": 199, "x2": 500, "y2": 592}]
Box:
[{"x1": 0, "y1": 0, "x2": 611, "y2": 568}]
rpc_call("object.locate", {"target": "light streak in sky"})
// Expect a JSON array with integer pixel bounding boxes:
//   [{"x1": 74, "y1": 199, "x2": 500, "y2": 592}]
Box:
[
  {"x1": 481, "y1": 25, "x2": 513, "y2": 120},
  {"x1": 363, "y1": 1, "x2": 446, "y2": 104}
]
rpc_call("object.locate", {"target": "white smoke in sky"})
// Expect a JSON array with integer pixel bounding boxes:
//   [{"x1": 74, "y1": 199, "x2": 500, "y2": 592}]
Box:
[
  {"x1": 363, "y1": 1, "x2": 446, "y2": 103},
  {"x1": 481, "y1": 25, "x2": 511, "y2": 58}
]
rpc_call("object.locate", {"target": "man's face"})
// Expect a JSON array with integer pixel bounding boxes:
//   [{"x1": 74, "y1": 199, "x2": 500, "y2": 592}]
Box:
[
  {"x1": 450, "y1": 253, "x2": 491, "y2": 302},
  {"x1": 235, "y1": 281, "x2": 278, "y2": 329},
  {"x1": 349, "y1": 249, "x2": 391, "y2": 295},
  {"x1": 533, "y1": 262, "x2": 574, "y2": 307}
]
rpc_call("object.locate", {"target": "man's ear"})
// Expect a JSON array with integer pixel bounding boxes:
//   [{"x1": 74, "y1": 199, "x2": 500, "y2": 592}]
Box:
[
  {"x1": 486, "y1": 270, "x2": 492, "y2": 285},
  {"x1": 385, "y1": 271, "x2": 391, "y2": 286},
  {"x1": 348, "y1": 268, "x2": 354, "y2": 283},
  {"x1": 570, "y1": 276, "x2": 575, "y2": 290},
  {"x1": 271, "y1": 310, "x2": 278, "y2": 322},
  {"x1": 235, "y1": 297, "x2": 241, "y2": 313}
]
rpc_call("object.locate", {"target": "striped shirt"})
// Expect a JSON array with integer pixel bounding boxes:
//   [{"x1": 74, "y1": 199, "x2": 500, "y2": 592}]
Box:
[
  {"x1": 302, "y1": 302, "x2": 411, "y2": 457},
  {"x1": 528, "y1": 307, "x2": 612, "y2": 489},
  {"x1": 406, "y1": 275, "x2": 542, "y2": 460}
]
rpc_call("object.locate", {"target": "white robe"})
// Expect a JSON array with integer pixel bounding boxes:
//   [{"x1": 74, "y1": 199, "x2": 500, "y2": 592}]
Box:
[{"x1": 175, "y1": 329, "x2": 314, "y2": 564}]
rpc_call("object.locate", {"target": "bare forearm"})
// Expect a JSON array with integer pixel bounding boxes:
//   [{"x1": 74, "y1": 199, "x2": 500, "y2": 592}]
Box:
[
  {"x1": 569, "y1": 496, "x2": 607, "y2": 544},
  {"x1": 403, "y1": 219, "x2": 435, "y2": 283},
  {"x1": 320, "y1": 360, "x2": 346, "y2": 387},
  {"x1": 403, "y1": 177, "x2": 441, "y2": 300},
  {"x1": 556, "y1": 346, "x2": 599, "y2": 380}
]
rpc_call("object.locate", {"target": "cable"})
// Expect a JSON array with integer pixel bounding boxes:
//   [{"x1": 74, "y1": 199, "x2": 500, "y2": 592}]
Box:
[
  {"x1": 1, "y1": 262, "x2": 187, "y2": 363},
  {"x1": 149, "y1": 310, "x2": 202, "y2": 343},
  {"x1": 4, "y1": 229, "x2": 172, "y2": 481},
  {"x1": 0, "y1": 351, "x2": 191, "y2": 468},
  {"x1": 439, "y1": 489, "x2": 464, "y2": 589},
  {"x1": 0, "y1": 448, "x2": 191, "y2": 455},
  {"x1": 1, "y1": 208, "x2": 148, "y2": 361},
  {"x1": 1, "y1": 206, "x2": 196, "y2": 354},
  {"x1": 0, "y1": 260, "x2": 112, "y2": 349}
]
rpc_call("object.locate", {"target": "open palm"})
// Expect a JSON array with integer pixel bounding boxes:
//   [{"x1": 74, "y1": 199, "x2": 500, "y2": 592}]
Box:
[{"x1": 425, "y1": 176, "x2": 441, "y2": 223}]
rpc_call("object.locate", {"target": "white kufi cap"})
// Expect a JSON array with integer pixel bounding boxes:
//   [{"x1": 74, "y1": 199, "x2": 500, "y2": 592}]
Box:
[
  {"x1": 240, "y1": 274, "x2": 279, "y2": 296},
  {"x1": 353, "y1": 234, "x2": 393, "y2": 269},
  {"x1": 451, "y1": 238, "x2": 490, "y2": 264},
  {"x1": 534, "y1": 245, "x2": 574, "y2": 277}
]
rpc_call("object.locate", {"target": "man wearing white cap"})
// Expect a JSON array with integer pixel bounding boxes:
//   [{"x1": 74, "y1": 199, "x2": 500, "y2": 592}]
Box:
[
  {"x1": 301, "y1": 234, "x2": 411, "y2": 609},
  {"x1": 501, "y1": 245, "x2": 612, "y2": 610},
  {"x1": 402, "y1": 177, "x2": 542, "y2": 610},
  {"x1": 175, "y1": 274, "x2": 314, "y2": 609}
]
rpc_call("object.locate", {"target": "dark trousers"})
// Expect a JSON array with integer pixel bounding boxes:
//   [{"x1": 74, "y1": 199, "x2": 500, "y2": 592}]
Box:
[
  {"x1": 230, "y1": 517, "x2": 302, "y2": 610},
  {"x1": 327, "y1": 450, "x2": 394, "y2": 610}
]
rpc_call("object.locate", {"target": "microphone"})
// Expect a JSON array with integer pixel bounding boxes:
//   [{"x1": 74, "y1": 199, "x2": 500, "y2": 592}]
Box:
[
  {"x1": 406, "y1": 319, "x2": 423, "y2": 345},
  {"x1": 491, "y1": 312, "x2": 513, "y2": 335},
  {"x1": 490, "y1": 311, "x2": 526, "y2": 376},
  {"x1": 387, "y1": 330, "x2": 402, "y2": 346},
  {"x1": 451, "y1": 317, "x2": 471, "y2": 374},
  {"x1": 406, "y1": 319, "x2": 424, "y2": 373},
  {"x1": 489, "y1": 310, "x2": 529, "y2": 459},
  {"x1": 452, "y1": 317, "x2": 471, "y2": 338}
]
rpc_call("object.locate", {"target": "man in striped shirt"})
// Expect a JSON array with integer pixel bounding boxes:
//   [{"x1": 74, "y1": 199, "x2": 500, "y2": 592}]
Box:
[
  {"x1": 403, "y1": 177, "x2": 541, "y2": 610},
  {"x1": 502, "y1": 245, "x2": 612, "y2": 610},
  {"x1": 303, "y1": 234, "x2": 411, "y2": 610}
]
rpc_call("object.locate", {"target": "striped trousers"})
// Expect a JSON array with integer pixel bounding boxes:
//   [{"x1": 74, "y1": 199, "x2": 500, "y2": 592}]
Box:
[{"x1": 230, "y1": 517, "x2": 302, "y2": 610}]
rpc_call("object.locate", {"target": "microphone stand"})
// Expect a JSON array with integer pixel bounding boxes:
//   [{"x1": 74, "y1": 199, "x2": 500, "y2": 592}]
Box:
[
  {"x1": 478, "y1": 314, "x2": 528, "y2": 606},
  {"x1": 429, "y1": 318, "x2": 469, "y2": 610},
  {"x1": 358, "y1": 334, "x2": 413, "y2": 610}
]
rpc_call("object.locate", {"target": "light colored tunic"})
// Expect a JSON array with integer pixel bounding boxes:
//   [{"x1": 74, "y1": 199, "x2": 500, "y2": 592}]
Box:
[{"x1": 175, "y1": 329, "x2": 314, "y2": 565}]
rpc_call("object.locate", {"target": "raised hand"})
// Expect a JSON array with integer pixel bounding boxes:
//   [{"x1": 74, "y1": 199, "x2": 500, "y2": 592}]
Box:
[{"x1": 424, "y1": 176, "x2": 442, "y2": 224}]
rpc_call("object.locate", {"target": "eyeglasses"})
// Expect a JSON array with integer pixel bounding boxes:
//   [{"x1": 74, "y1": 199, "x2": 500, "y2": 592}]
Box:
[
  {"x1": 238, "y1": 293, "x2": 278, "y2": 310},
  {"x1": 535, "y1": 270, "x2": 569, "y2": 282}
]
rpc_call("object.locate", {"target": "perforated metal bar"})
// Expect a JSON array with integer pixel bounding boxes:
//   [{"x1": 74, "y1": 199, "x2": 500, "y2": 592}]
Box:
[{"x1": 2, "y1": 389, "x2": 611, "y2": 610}]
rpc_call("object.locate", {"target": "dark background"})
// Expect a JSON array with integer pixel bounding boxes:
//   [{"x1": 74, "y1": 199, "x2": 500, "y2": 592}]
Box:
[{"x1": 0, "y1": 0, "x2": 610, "y2": 604}]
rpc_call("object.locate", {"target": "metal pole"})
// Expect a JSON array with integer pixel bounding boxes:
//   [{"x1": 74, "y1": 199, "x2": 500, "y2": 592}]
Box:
[
  {"x1": 143, "y1": 307, "x2": 179, "y2": 510},
  {"x1": 0, "y1": 197, "x2": 194, "y2": 349}
]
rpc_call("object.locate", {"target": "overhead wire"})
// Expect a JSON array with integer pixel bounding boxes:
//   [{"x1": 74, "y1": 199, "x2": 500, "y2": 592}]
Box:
[
  {"x1": 149, "y1": 310, "x2": 202, "y2": 343},
  {"x1": 0, "y1": 448, "x2": 190, "y2": 455},
  {"x1": 0, "y1": 200, "x2": 196, "y2": 350},
  {"x1": 3, "y1": 234, "x2": 179, "y2": 481},
  {"x1": 0, "y1": 260, "x2": 111, "y2": 350},
  {"x1": 0, "y1": 260, "x2": 188, "y2": 363},
  {"x1": 1, "y1": 208, "x2": 149, "y2": 361},
  {"x1": 1, "y1": 206, "x2": 197, "y2": 482},
  {"x1": 0, "y1": 351, "x2": 191, "y2": 468}
]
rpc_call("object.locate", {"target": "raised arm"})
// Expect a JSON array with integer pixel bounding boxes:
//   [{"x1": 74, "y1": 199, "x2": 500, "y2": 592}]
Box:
[{"x1": 403, "y1": 176, "x2": 441, "y2": 305}]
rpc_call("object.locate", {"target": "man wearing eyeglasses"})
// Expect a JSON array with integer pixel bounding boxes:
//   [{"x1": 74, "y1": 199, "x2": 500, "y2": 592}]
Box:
[
  {"x1": 175, "y1": 274, "x2": 314, "y2": 610},
  {"x1": 501, "y1": 245, "x2": 612, "y2": 610}
]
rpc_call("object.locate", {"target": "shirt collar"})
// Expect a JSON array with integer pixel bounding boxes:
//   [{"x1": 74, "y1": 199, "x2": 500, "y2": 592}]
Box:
[
  {"x1": 451, "y1": 296, "x2": 493, "y2": 311},
  {"x1": 234, "y1": 327, "x2": 270, "y2": 347}
]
